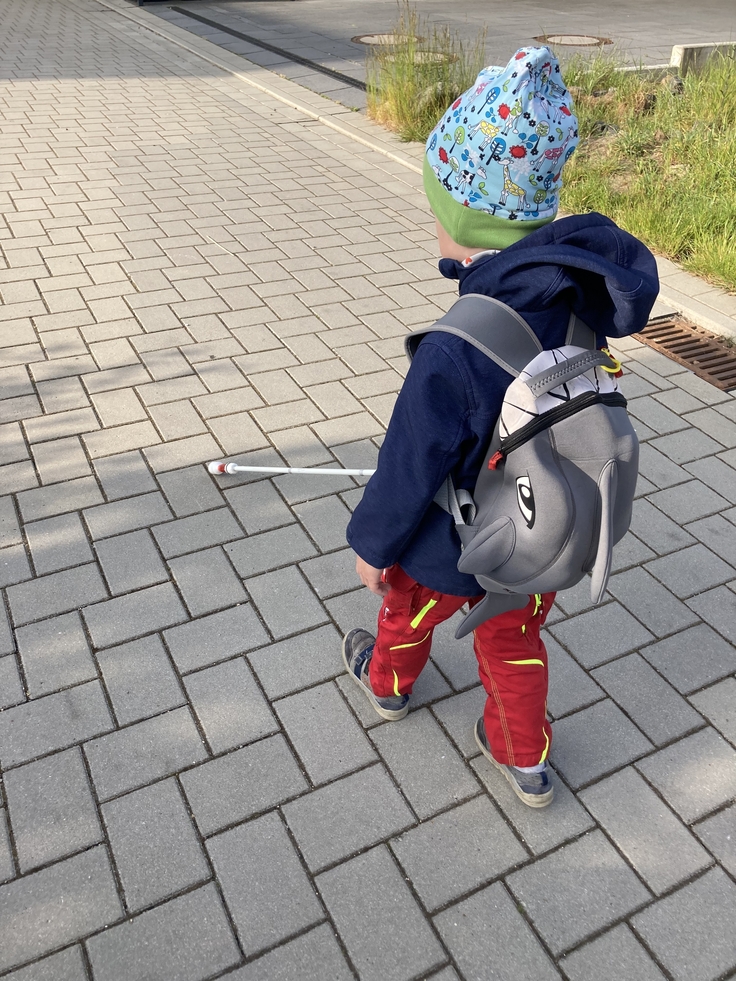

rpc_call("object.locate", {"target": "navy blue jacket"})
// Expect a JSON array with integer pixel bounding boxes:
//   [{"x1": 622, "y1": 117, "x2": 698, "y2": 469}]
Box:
[{"x1": 346, "y1": 213, "x2": 659, "y2": 595}]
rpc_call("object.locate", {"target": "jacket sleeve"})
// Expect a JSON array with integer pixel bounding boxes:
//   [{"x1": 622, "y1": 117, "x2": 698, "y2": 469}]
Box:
[{"x1": 346, "y1": 339, "x2": 472, "y2": 569}]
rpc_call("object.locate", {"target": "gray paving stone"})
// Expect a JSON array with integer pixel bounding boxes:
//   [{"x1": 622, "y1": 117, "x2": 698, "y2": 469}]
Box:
[
  {"x1": 248, "y1": 623, "x2": 343, "y2": 699},
  {"x1": 84, "y1": 706, "x2": 207, "y2": 802},
  {"x1": 7, "y1": 563, "x2": 107, "y2": 627},
  {"x1": 169, "y1": 546, "x2": 248, "y2": 617},
  {"x1": 37, "y1": 378, "x2": 90, "y2": 415},
  {"x1": 284, "y1": 764, "x2": 414, "y2": 872},
  {"x1": 628, "y1": 395, "x2": 689, "y2": 434},
  {"x1": 292, "y1": 494, "x2": 352, "y2": 551},
  {"x1": 84, "y1": 491, "x2": 173, "y2": 540},
  {"x1": 508, "y1": 830, "x2": 651, "y2": 956},
  {"x1": 224, "y1": 923, "x2": 352, "y2": 981},
  {"x1": 548, "y1": 601, "x2": 655, "y2": 669},
  {"x1": 641, "y1": 624, "x2": 736, "y2": 694},
  {"x1": 434, "y1": 882, "x2": 560, "y2": 981},
  {"x1": 83, "y1": 582, "x2": 187, "y2": 649},
  {"x1": 0, "y1": 655, "x2": 24, "y2": 709},
  {"x1": 92, "y1": 450, "x2": 157, "y2": 501},
  {"x1": 4, "y1": 747, "x2": 102, "y2": 873},
  {"x1": 0, "y1": 544, "x2": 31, "y2": 588},
  {"x1": 369, "y1": 708, "x2": 478, "y2": 819},
  {"x1": 97, "y1": 634, "x2": 185, "y2": 725},
  {"x1": 693, "y1": 801, "x2": 736, "y2": 877},
  {"x1": 0, "y1": 681, "x2": 113, "y2": 768},
  {"x1": 317, "y1": 844, "x2": 446, "y2": 981},
  {"x1": 687, "y1": 585, "x2": 736, "y2": 644},
  {"x1": 0, "y1": 846, "x2": 122, "y2": 974},
  {"x1": 645, "y1": 543, "x2": 734, "y2": 599},
  {"x1": 95, "y1": 528, "x2": 168, "y2": 595},
  {"x1": 427, "y1": 612, "x2": 479, "y2": 691},
  {"x1": 686, "y1": 513, "x2": 736, "y2": 568},
  {"x1": 324, "y1": 585, "x2": 381, "y2": 636},
  {"x1": 610, "y1": 535, "x2": 660, "y2": 576},
  {"x1": 636, "y1": 727, "x2": 736, "y2": 822},
  {"x1": 559, "y1": 924, "x2": 667, "y2": 981},
  {"x1": 24, "y1": 513, "x2": 93, "y2": 576},
  {"x1": 275, "y1": 679, "x2": 376, "y2": 784},
  {"x1": 86, "y1": 883, "x2": 240, "y2": 981},
  {"x1": 471, "y1": 754, "x2": 594, "y2": 855},
  {"x1": 606, "y1": 567, "x2": 699, "y2": 637},
  {"x1": 0, "y1": 810, "x2": 12, "y2": 885},
  {"x1": 544, "y1": 633, "x2": 604, "y2": 719},
  {"x1": 299, "y1": 548, "x2": 356, "y2": 598},
  {"x1": 152, "y1": 506, "x2": 243, "y2": 558},
  {"x1": 581, "y1": 767, "x2": 711, "y2": 894},
  {"x1": 638, "y1": 442, "x2": 690, "y2": 489},
  {"x1": 207, "y1": 811, "x2": 323, "y2": 957},
  {"x1": 632, "y1": 868, "x2": 736, "y2": 981},
  {"x1": 0, "y1": 496, "x2": 21, "y2": 549},
  {"x1": 102, "y1": 778, "x2": 210, "y2": 912},
  {"x1": 32, "y1": 436, "x2": 91, "y2": 486},
  {"x1": 247, "y1": 565, "x2": 327, "y2": 639},
  {"x1": 184, "y1": 656, "x2": 277, "y2": 753},
  {"x1": 555, "y1": 575, "x2": 598, "y2": 616},
  {"x1": 685, "y1": 405, "x2": 736, "y2": 447},
  {"x1": 431, "y1": 686, "x2": 487, "y2": 758},
  {"x1": 551, "y1": 699, "x2": 653, "y2": 789},
  {"x1": 690, "y1": 677, "x2": 736, "y2": 745},
  {"x1": 685, "y1": 455, "x2": 736, "y2": 504},
  {"x1": 1, "y1": 946, "x2": 88, "y2": 981},
  {"x1": 650, "y1": 429, "x2": 724, "y2": 464},
  {"x1": 225, "y1": 523, "x2": 317, "y2": 578},
  {"x1": 181, "y1": 733, "x2": 308, "y2": 836},
  {"x1": 391, "y1": 795, "x2": 527, "y2": 910},
  {"x1": 224, "y1": 479, "x2": 294, "y2": 535},
  {"x1": 164, "y1": 603, "x2": 268, "y2": 673},
  {"x1": 157, "y1": 465, "x2": 224, "y2": 516},
  {"x1": 648, "y1": 480, "x2": 730, "y2": 525},
  {"x1": 0, "y1": 423, "x2": 29, "y2": 467},
  {"x1": 629, "y1": 498, "x2": 696, "y2": 555},
  {"x1": 591, "y1": 653, "x2": 703, "y2": 745}
]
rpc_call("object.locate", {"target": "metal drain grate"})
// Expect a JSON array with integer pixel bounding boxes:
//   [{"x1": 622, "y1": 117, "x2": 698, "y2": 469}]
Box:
[{"x1": 637, "y1": 314, "x2": 736, "y2": 391}]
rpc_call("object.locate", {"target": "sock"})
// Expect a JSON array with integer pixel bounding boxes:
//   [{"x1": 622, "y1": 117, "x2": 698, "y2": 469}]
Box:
[{"x1": 515, "y1": 763, "x2": 546, "y2": 773}]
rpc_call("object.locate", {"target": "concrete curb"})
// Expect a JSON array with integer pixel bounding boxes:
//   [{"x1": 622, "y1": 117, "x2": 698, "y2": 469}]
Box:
[{"x1": 101, "y1": 0, "x2": 736, "y2": 341}]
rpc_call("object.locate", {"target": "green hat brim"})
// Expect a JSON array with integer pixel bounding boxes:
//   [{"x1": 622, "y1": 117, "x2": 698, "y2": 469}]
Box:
[{"x1": 423, "y1": 157, "x2": 553, "y2": 250}]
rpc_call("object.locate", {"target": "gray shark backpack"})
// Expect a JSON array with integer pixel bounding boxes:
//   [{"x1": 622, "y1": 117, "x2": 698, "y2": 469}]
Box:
[{"x1": 405, "y1": 294, "x2": 639, "y2": 639}]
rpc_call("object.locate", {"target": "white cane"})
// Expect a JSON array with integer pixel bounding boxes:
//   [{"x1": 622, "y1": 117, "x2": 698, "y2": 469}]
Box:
[{"x1": 207, "y1": 460, "x2": 376, "y2": 477}]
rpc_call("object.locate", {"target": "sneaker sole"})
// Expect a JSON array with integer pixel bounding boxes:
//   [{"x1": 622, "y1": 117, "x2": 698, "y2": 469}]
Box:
[
  {"x1": 474, "y1": 723, "x2": 554, "y2": 808},
  {"x1": 341, "y1": 635, "x2": 409, "y2": 722}
]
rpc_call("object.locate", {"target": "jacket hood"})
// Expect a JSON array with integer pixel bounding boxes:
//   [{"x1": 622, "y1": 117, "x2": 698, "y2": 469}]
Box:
[{"x1": 439, "y1": 212, "x2": 659, "y2": 339}]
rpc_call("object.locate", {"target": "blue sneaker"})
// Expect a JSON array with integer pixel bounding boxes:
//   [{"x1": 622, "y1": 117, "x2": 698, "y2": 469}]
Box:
[
  {"x1": 342, "y1": 629, "x2": 409, "y2": 721},
  {"x1": 474, "y1": 717, "x2": 554, "y2": 808}
]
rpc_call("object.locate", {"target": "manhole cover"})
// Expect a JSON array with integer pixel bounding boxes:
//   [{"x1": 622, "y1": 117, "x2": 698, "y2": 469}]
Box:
[
  {"x1": 637, "y1": 314, "x2": 736, "y2": 391},
  {"x1": 534, "y1": 34, "x2": 612, "y2": 47},
  {"x1": 351, "y1": 33, "x2": 424, "y2": 45}
]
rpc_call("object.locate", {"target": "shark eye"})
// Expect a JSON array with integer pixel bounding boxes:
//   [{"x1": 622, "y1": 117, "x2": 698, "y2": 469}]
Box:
[{"x1": 516, "y1": 475, "x2": 535, "y2": 529}]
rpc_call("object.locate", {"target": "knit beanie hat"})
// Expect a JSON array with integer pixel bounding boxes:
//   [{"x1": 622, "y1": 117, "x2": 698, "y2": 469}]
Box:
[{"x1": 424, "y1": 46, "x2": 578, "y2": 249}]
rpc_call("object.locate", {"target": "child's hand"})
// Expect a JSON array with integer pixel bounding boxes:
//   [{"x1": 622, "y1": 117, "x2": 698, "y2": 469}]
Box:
[{"x1": 355, "y1": 556, "x2": 391, "y2": 597}]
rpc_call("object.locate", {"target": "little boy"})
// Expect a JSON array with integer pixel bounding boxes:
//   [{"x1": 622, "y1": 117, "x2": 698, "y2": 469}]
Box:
[{"x1": 343, "y1": 47, "x2": 658, "y2": 807}]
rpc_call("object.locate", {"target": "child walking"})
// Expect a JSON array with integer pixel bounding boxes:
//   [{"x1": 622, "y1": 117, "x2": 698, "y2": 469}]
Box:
[{"x1": 343, "y1": 46, "x2": 658, "y2": 807}]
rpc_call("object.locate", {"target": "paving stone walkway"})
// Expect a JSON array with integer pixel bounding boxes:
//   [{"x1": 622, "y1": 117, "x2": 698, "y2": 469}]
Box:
[{"x1": 1, "y1": 1, "x2": 736, "y2": 979}]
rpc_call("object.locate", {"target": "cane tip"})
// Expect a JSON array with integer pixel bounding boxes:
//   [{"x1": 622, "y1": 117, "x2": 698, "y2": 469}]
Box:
[{"x1": 207, "y1": 461, "x2": 227, "y2": 474}]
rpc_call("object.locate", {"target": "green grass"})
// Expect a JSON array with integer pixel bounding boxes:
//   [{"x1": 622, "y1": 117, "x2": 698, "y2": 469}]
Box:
[
  {"x1": 560, "y1": 53, "x2": 736, "y2": 291},
  {"x1": 367, "y1": 6, "x2": 736, "y2": 291},
  {"x1": 365, "y1": 2, "x2": 486, "y2": 144}
]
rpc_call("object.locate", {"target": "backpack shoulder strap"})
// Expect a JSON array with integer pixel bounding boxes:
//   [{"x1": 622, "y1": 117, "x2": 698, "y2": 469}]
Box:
[
  {"x1": 405, "y1": 293, "x2": 543, "y2": 377},
  {"x1": 565, "y1": 311, "x2": 597, "y2": 349}
]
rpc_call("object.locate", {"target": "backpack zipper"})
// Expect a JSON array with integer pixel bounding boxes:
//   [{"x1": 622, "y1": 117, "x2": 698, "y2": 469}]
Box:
[{"x1": 488, "y1": 392, "x2": 628, "y2": 469}]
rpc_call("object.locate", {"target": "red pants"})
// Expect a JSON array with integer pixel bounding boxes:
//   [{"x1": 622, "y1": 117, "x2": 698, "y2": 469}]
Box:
[{"x1": 369, "y1": 566, "x2": 555, "y2": 768}]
